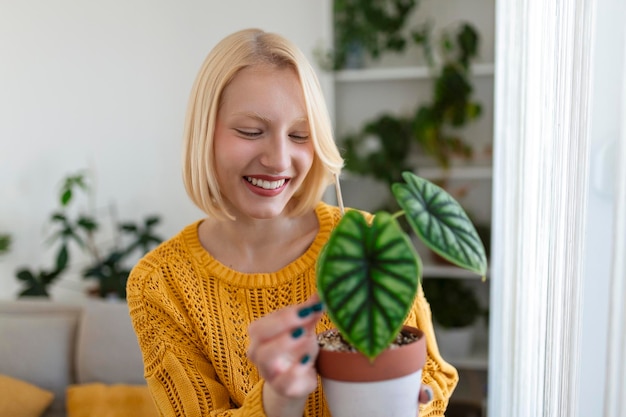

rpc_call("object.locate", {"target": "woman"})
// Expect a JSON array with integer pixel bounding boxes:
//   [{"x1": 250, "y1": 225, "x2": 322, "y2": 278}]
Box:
[{"x1": 127, "y1": 28, "x2": 458, "y2": 417}]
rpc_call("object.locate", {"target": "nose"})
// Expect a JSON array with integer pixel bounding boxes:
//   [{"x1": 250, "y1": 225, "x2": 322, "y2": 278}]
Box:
[{"x1": 259, "y1": 134, "x2": 290, "y2": 173}]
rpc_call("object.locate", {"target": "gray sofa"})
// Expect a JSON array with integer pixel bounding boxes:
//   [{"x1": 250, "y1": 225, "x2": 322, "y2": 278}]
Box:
[{"x1": 0, "y1": 298, "x2": 147, "y2": 417}]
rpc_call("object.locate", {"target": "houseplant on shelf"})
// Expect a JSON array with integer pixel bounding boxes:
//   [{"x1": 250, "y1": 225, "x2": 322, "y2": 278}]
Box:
[
  {"x1": 422, "y1": 278, "x2": 486, "y2": 359},
  {"x1": 340, "y1": 21, "x2": 483, "y2": 219},
  {"x1": 14, "y1": 171, "x2": 163, "y2": 299},
  {"x1": 317, "y1": 0, "x2": 418, "y2": 70},
  {"x1": 315, "y1": 171, "x2": 487, "y2": 417},
  {"x1": 410, "y1": 22, "x2": 483, "y2": 169}
]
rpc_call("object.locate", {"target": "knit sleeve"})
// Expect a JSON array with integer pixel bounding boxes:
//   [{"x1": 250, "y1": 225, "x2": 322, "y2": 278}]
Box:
[
  {"x1": 404, "y1": 284, "x2": 459, "y2": 416},
  {"x1": 127, "y1": 262, "x2": 269, "y2": 417}
]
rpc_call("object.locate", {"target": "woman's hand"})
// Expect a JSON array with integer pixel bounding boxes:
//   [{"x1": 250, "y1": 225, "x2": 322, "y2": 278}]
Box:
[
  {"x1": 418, "y1": 384, "x2": 434, "y2": 405},
  {"x1": 247, "y1": 294, "x2": 324, "y2": 417}
]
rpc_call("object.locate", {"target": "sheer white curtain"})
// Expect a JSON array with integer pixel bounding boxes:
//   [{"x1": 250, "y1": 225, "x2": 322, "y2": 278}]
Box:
[
  {"x1": 603, "y1": 31, "x2": 626, "y2": 417},
  {"x1": 490, "y1": 0, "x2": 626, "y2": 415},
  {"x1": 488, "y1": 0, "x2": 594, "y2": 415}
]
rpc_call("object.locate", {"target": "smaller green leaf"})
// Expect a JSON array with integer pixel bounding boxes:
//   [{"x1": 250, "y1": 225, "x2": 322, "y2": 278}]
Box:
[
  {"x1": 56, "y1": 244, "x2": 69, "y2": 271},
  {"x1": 16, "y1": 269, "x2": 35, "y2": 282},
  {"x1": 392, "y1": 172, "x2": 487, "y2": 276},
  {"x1": 61, "y1": 189, "x2": 72, "y2": 206},
  {"x1": 77, "y1": 216, "x2": 98, "y2": 232}
]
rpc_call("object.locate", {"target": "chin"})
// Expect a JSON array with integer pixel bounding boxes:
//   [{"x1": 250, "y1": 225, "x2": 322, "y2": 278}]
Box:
[{"x1": 235, "y1": 202, "x2": 291, "y2": 220}]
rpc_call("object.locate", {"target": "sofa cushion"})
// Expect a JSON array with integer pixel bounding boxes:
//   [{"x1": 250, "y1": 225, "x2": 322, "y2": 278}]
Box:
[
  {"x1": 66, "y1": 383, "x2": 158, "y2": 417},
  {"x1": 0, "y1": 300, "x2": 81, "y2": 414},
  {"x1": 0, "y1": 374, "x2": 54, "y2": 417},
  {"x1": 75, "y1": 299, "x2": 145, "y2": 385}
]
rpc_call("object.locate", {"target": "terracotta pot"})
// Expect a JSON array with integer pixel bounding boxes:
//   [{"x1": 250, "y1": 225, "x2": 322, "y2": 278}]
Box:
[{"x1": 316, "y1": 325, "x2": 427, "y2": 417}]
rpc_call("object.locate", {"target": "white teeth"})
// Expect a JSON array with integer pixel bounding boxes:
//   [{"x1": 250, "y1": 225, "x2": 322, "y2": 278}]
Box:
[{"x1": 246, "y1": 177, "x2": 286, "y2": 190}]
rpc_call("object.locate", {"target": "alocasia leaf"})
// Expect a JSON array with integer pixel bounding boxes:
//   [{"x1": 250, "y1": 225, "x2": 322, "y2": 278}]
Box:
[
  {"x1": 317, "y1": 210, "x2": 420, "y2": 360},
  {"x1": 392, "y1": 171, "x2": 487, "y2": 276}
]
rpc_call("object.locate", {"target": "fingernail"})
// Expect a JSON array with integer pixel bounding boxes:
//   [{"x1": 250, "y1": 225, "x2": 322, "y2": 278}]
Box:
[
  {"x1": 310, "y1": 301, "x2": 325, "y2": 312},
  {"x1": 291, "y1": 327, "x2": 304, "y2": 338},
  {"x1": 298, "y1": 302, "x2": 325, "y2": 318},
  {"x1": 297, "y1": 307, "x2": 312, "y2": 318},
  {"x1": 424, "y1": 385, "x2": 434, "y2": 403},
  {"x1": 300, "y1": 354, "x2": 310, "y2": 364}
]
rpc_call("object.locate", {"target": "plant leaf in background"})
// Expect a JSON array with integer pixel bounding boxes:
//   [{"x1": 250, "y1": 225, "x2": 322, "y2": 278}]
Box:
[
  {"x1": 15, "y1": 268, "x2": 63, "y2": 297},
  {"x1": 392, "y1": 172, "x2": 487, "y2": 276},
  {"x1": 12, "y1": 170, "x2": 164, "y2": 299},
  {"x1": 0, "y1": 234, "x2": 11, "y2": 255},
  {"x1": 317, "y1": 210, "x2": 420, "y2": 360}
]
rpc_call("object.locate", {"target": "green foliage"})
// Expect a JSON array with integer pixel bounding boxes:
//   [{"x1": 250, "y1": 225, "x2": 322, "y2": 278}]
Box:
[
  {"x1": 319, "y1": 0, "x2": 418, "y2": 70},
  {"x1": 422, "y1": 279, "x2": 483, "y2": 328},
  {"x1": 317, "y1": 210, "x2": 420, "y2": 360},
  {"x1": 82, "y1": 216, "x2": 162, "y2": 299},
  {"x1": 341, "y1": 21, "x2": 483, "y2": 187},
  {"x1": 0, "y1": 234, "x2": 10, "y2": 255},
  {"x1": 392, "y1": 173, "x2": 487, "y2": 274},
  {"x1": 14, "y1": 171, "x2": 163, "y2": 299},
  {"x1": 317, "y1": 172, "x2": 487, "y2": 360},
  {"x1": 411, "y1": 22, "x2": 482, "y2": 168},
  {"x1": 343, "y1": 115, "x2": 414, "y2": 187},
  {"x1": 15, "y1": 268, "x2": 63, "y2": 297}
]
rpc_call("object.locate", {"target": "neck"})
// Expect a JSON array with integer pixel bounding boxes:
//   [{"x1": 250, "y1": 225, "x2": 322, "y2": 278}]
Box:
[{"x1": 198, "y1": 209, "x2": 319, "y2": 273}]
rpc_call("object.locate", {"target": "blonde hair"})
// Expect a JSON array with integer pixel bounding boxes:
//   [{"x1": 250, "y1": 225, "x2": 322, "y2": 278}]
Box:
[{"x1": 182, "y1": 28, "x2": 343, "y2": 220}]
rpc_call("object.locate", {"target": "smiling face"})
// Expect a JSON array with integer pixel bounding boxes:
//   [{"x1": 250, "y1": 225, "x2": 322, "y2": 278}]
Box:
[{"x1": 213, "y1": 65, "x2": 314, "y2": 220}]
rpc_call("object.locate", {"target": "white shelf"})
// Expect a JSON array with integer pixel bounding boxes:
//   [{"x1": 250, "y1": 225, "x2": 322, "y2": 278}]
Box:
[
  {"x1": 422, "y1": 264, "x2": 489, "y2": 280},
  {"x1": 334, "y1": 62, "x2": 495, "y2": 83},
  {"x1": 446, "y1": 341, "x2": 489, "y2": 371},
  {"x1": 416, "y1": 165, "x2": 493, "y2": 181}
]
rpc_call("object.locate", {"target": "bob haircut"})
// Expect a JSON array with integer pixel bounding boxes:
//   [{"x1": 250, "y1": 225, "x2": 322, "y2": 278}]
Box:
[{"x1": 182, "y1": 28, "x2": 344, "y2": 220}]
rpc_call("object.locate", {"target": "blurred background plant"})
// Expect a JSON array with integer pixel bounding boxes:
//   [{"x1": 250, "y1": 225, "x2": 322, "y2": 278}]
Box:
[
  {"x1": 340, "y1": 22, "x2": 483, "y2": 213},
  {"x1": 316, "y1": 0, "x2": 418, "y2": 70},
  {"x1": 0, "y1": 233, "x2": 11, "y2": 256},
  {"x1": 422, "y1": 278, "x2": 486, "y2": 329},
  {"x1": 14, "y1": 171, "x2": 163, "y2": 299}
]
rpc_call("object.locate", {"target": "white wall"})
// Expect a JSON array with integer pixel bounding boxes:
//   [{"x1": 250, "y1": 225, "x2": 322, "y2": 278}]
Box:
[{"x1": 0, "y1": 0, "x2": 330, "y2": 299}]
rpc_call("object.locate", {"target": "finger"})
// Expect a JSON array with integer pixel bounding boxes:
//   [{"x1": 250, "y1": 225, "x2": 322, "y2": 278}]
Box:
[
  {"x1": 418, "y1": 385, "x2": 434, "y2": 404},
  {"x1": 248, "y1": 295, "x2": 324, "y2": 342},
  {"x1": 265, "y1": 354, "x2": 319, "y2": 398},
  {"x1": 250, "y1": 324, "x2": 320, "y2": 381}
]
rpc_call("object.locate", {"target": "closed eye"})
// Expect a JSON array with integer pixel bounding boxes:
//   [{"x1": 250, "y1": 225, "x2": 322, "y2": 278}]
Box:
[
  {"x1": 235, "y1": 128, "x2": 262, "y2": 138},
  {"x1": 289, "y1": 133, "x2": 309, "y2": 143}
]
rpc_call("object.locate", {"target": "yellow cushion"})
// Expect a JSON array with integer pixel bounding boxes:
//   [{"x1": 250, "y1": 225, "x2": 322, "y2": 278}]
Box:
[
  {"x1": 66, "y1": 383, "x2": 158, "y2": 417},
  {"x1": 0, "y1": 374, "x2": 54, "y2": 417}
]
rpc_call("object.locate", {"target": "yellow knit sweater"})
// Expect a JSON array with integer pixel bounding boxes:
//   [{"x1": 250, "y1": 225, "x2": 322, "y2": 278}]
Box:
[{"x1": 127, "y1": 202, "x2": 458, "y2": 417}]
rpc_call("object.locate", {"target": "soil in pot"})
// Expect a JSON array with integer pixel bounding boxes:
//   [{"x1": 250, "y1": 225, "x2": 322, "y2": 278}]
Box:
[
  {"x1": 316, "y1": 326, "x2": 426, "y2": 417},
  {"x1": 318, "y1": 328, "x2": 420, "y2": 352}
]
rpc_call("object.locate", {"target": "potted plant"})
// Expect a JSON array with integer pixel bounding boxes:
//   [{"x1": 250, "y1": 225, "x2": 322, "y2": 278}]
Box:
[
  {"x1": 422, "y1": 278, "x2": 485, "y2": 359},
  {"x1": 411, "y1": 22, "x2": 483, "y2": 169},
  {"x1": 315, "y1": 171, "x2": 487, "y2": 417},
  {"x1": 342, "y1": 22, "x2": 482, "y2": 178},
  {"x1": 14, "y1": 171, "x2": 163, "y2": 299},
  {"x1": 316, "y1": 0, "x2": 418, "y2": 70}
]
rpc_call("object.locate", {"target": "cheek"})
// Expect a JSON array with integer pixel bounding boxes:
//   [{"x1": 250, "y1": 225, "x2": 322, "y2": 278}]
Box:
[
  {"x1": 214, "y1": 131, "x2": 248, "y2": 165},
  {"x1": 296, "y1": 144, "x2": 315, "y2": 172}
]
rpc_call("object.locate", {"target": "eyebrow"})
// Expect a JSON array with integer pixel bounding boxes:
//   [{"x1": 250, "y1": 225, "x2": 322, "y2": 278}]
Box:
[{"x1": 233, "y1": 111, "x2": 308, "y2": 125}]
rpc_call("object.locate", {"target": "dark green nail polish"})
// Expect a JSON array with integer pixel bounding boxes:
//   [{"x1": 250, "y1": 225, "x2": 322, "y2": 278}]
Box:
[
  {"x1": 311, "y1": 302, "x2": 324, "y2": 312},
  {"x1": 291, "y1": 327, "x2": 304, "y2": 338},
  {"x1": 300, "y1": 354, "x2": 310, "y2": 364},
  {"x1": 298, "y1": 307, "x2": 312, "y2": 318}
]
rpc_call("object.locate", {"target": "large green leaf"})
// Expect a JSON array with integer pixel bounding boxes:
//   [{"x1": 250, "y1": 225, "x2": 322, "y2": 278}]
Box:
[
  {"x1": 392, "y1": 172, "x2": 487, "y2": 276},
  {"x1": 317, "y1": 210, "x2": 420, "y2": 360}
]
